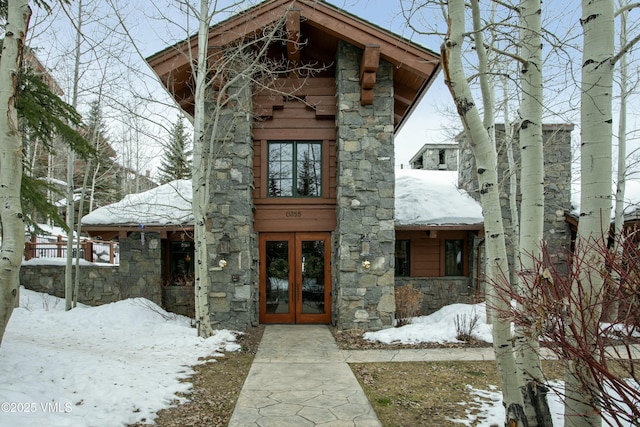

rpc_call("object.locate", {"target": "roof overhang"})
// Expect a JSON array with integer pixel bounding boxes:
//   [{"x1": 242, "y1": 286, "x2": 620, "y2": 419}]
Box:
[
  {"x1": 145, "y1": 0, "x2": 440, "y2": 133},
  {"x1": 82, "y1": 224, "x2": 194, "y2": 241},
  {"x1": 395, "y1": 224, "x2": 485, "y2": 231}
]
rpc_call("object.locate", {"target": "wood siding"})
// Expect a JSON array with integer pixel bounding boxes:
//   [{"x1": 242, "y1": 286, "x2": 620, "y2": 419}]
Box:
[
  {"x1": 396, "y1": 230, "x2": 471, "y2": 277},
  {"x1": 253, "y1": 78, "x2": 337, "y2": 232}
]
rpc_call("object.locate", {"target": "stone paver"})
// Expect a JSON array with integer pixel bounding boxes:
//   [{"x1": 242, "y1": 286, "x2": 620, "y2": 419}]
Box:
[
  {"x1": 228, "y1": 325, "x2": 381, "y2": 427},
  {"x1": 229, "y1": 325, "x2": 640, "y2": 426}
]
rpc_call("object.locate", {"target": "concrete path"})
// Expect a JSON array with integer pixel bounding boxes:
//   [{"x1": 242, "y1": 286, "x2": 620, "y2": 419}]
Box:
[
  {"x1": 228, "y1": 324, "x2": 382, "y2": 426},
  {"x1": 342, "y1": 346, "x2": 560, "y2": 363}
]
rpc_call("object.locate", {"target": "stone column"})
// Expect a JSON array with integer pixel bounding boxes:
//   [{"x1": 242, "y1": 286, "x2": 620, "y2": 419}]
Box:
[
  {"x1": 205, "y1": 76, "x2": 257, "y2": 330},
  {"x1": 334, "y1": 41, "x2": 396, "y2": 331}
]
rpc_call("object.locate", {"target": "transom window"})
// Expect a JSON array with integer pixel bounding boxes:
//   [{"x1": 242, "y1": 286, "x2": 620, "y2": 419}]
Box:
[{"x1": 268, "y1": 141, "x2": 322, "y2": 197}]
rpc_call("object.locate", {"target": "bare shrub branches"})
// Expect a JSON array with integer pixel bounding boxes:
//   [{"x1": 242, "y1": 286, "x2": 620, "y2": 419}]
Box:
[
  {"x1": 491, "y1": 234, "x2": 640, "y2": 425},
  {"x1": 394, "y1": 285, "x2": 423, "y2": 327}
]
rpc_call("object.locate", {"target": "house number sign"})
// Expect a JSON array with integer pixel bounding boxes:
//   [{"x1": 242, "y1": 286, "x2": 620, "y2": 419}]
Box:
[{"x1": 285, "y1": 211, "x2": 302, "y2": 218}]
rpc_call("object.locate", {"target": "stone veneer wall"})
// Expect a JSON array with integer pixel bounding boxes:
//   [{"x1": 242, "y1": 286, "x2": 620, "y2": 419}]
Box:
[
  {"x1": 395, "y1": 277, "x2": 473, "y2": 315},
  {"x1": 204, "y1": 77, "x2": 257, "y2": 330},
  {"x1": 20, "y1": 232, "x2": 162, "y2": 306},
  {"x1": 458, "y1": 124, "x2": 574, "y2": 276},
  {"x1": 333, "y1": 42, "x2": 396, "y2": 330}
]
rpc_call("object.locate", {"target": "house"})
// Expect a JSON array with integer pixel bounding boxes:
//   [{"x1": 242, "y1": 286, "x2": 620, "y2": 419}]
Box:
[
  {"x1": 409, "y1": 143, "x2": 458, "y2": 171},
  {"x1": 21, "y1": 0, "x2": 490, "y2": 328},
  {"x1": 75, "y1": 170, "x2": 484, "y2": 326},
  {"x1": 144, "y1": 0, "x2": 441, "y2": 331}
]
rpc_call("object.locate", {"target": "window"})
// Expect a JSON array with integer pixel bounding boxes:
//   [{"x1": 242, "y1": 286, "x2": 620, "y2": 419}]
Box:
[
  {"x1": 395, "y1": 240, "x2": 410, "y2": 277},
  {"x1": 268, "y1": 141, "x2": 322, "y2": 197},
  {"x1": 168, "y1": 241, "x2": 194, "y2": 285},
  {"x1": 444, "y1": 240, "x2": 464, "y2": 276}
]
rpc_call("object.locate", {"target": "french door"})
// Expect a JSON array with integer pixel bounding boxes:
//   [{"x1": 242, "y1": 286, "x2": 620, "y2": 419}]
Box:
[{"x1": 259, "y1": 232, "x2": 331, "y2": 324}]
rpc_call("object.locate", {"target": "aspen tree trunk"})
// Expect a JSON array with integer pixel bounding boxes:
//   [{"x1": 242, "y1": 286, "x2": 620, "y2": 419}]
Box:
[
  {"x1": 611, "y1": 0, "x2": 629, "y2": 321},
  {"x1": 442, "y1": 1, "x2": 525, "y2": 424},
  {"x1": 566, "y1": 1, "x2": 614, "y2": 425},
  {"x1": 65, "y1": 0, "x2": 84, "y2": 311},
  {"x1": 515, "y1": 1, "x2": 552, "y2": 425},
  {"x1": 192, "y1": 0, "x2": 215, "y2": 338},
  {"x1": 0, "y1": 0, "x2": 31, "y2": 345}
]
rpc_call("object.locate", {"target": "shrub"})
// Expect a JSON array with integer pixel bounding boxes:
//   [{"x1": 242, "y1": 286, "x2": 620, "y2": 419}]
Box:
[
  {"x1": 453, "y1": 309, "x2": 479, "y2": 341},
  {"x1": 395, "y1": 284, "x2": 423, "y2": 327}
]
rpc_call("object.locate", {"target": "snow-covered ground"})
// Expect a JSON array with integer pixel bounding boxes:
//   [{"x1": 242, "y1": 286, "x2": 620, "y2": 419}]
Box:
[
  {"x1": 0, "y1": 291, "x2": 634, "y2": 426},
  {"x1": 0, "y1": 288, "x2": 239, "y2": 427},
  {"x1": 364, "y1": 303, "x2": 638, "y2": 426},
  {"x1": 364, "y1": 303, "x2": 565, "y2": 425}
]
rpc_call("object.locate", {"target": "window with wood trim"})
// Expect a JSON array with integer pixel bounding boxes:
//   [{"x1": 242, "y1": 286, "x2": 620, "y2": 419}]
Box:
[
  {"x1": 395, "y1": 240, "x2": 410, "y2": 277},
  {"x1": 268, "y1": 141, "x2": 322, "y2": 197},
  {"x1": 444, "y1": 239, "x2": 464, "y2": 276}
]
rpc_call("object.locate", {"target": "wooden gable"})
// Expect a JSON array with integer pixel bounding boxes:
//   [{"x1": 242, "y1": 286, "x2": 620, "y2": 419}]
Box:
[{"x1": 145, "y1": 0, "x2": 440, "y2": 132}]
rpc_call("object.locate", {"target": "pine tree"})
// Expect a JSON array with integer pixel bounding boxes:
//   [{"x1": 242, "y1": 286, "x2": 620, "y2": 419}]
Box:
[
  {"x1": 158, "y1": 119, "x2": 192, "y2": 184},
  {"x1": 16, "y1": 52, "x2": 94, "y2": 230},
  {"x1": 80, "y1": 99, "x2": 119, "y2": 212}
]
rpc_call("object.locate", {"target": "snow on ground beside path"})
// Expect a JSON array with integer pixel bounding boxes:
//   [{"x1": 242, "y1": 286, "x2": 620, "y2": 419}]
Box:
[
  {"x1": 0, "y1": 288, "x2": 239, "y2": 427},
  {"x1": 363, "y1": 302, "x2": 493, "y2": 344},
  {"x1": 364, "y1": 303, "x2": 639, "y2": 426}
]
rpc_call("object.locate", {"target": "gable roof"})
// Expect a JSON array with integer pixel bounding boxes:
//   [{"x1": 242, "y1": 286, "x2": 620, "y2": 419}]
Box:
[{"x1": 145, "y1": 0, "x2": 440, "y2": 132}]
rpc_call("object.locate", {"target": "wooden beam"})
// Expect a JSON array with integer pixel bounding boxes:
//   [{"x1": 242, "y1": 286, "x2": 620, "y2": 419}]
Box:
[
  {"x1": 360, "y1": 44, "x2": 380, "y2": 105},
  {"x1": 286, "y1": 9, "x2": 301, "y2": 77}
]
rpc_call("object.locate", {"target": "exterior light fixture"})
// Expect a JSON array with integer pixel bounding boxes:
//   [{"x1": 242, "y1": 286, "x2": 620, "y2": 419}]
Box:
[
  {"x1": 360, "y1": 234, "x2": 371, "y2": 270},
  {"x1": 219, "y1": 233, "x2": 230, "y2": 268}
]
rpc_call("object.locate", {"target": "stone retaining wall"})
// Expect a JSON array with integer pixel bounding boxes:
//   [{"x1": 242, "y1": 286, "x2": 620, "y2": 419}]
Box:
[
  {"x1": 20, "y1": 232, "x2": 163, "y2": 309},
  {"x1": 395, "y1": 277, "x2": 475, "y2": 316}
]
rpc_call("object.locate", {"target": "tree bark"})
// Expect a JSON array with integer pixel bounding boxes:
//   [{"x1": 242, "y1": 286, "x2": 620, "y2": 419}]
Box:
[
  {"x1": 515, "y1": 1, "x2": 552, "y2": 425},
  {"x1": 0, "y1": 0, "x2": 31, "y2": 345},
  {"x1": 442, "y1": 1, "x2": 526, "y2": 425},
  {"x1": 65, "y1": 0, "x2": 84, "y2": 311},
  {"x1": 566, "y1": 1, "x2": 614, "y2": 425},
  {"x1": 192, "y1": 0, "x2": 215, "y2": 338},
  {"x1": 610, "y1": 0, "x2": 629, "y2": 322}
]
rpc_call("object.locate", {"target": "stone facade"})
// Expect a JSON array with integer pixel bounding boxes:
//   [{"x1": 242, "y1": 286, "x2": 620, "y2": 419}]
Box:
[
  {"x1": 21, "y1": 232, "x2": 162, "y2": 307},
  {"x1": 333, "y1": 42, "x2": 396, "y2": 330},
  {"x1": 458, "y1": 124, "x2": 574, "y2": 276},
  {"x1": 203, "y1": 75, "x2": 258, "y2": 330},
  {"x1": 395, "y1": 276, "x2": 474, "y2": 315},
  {"x1": 410, "y1": 144, "x2": 459, "y2": 171}
]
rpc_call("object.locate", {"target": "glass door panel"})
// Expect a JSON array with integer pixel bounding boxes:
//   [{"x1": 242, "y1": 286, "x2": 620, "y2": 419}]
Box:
[
  {"x1": 260, "y1": 232, "x2": 330, "y2": 324},
  {"x1": 295, "y1": 233, "x2": 331, "y2": 324},
  {"x1": 265, "y1": 240, "x2": 290, "y2": 314},
  {"x1": 300, "y1": 240, "x2": 325, "y2": 315}
]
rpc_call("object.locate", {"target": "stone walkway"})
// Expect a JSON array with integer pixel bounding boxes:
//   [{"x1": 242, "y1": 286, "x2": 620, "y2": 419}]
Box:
[
  {"x1": 228, "y1": 324, "x2": 381, "y2": 426},
  {"x1": 229, "y1": 325, "x2": 640, "y2": 426}
]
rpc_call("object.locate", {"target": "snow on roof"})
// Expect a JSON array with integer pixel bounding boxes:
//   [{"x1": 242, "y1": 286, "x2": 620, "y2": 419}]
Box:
[
  {"x1": 395, "y1": 169, "x2": 483, "y2": 226},
  {"x1": 81, "y1": 180, "x2": 192, "y2": 226},
  {"x1": 570, "y1": 178, "x2": 640, "y2": 218},
  {"x1": 82, "y1": 173, "x2": 484, "y2": 228}
]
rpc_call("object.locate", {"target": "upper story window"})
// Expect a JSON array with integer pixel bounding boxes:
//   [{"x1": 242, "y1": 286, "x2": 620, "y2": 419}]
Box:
[{"x1": 268, "y1": 141, "x2": 322, "y2": 197}]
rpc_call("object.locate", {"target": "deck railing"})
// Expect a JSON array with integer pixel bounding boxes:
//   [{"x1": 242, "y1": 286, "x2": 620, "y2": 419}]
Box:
[{"x1": 24, "y1": 236, "x2": 119, "y2": 264}]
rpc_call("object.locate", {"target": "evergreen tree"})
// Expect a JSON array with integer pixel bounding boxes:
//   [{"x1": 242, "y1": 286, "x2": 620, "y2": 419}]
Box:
[
  {"x1": 158, "y1": 119, "x2": 192, "y2": 184},
  {"x1": 16, "y1": 54, "x2": 94, "y2": 230},
  {"x1": 80, "y1": 99, "x2": 120, "y2": 213}
]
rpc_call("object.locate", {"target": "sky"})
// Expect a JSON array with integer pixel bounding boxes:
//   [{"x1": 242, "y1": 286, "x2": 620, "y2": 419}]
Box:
[{"x1": 25, "y1": 0, "x2": 640, "y2": 175}]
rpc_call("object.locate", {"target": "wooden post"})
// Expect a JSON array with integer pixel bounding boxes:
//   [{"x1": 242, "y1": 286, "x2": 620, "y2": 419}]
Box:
[
  {"x1": 84, "y1": 241, "x2": 93, "y2": 262},
  {"x1": 57, "y1": 235, "x2": 63, "y2": 258}
]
